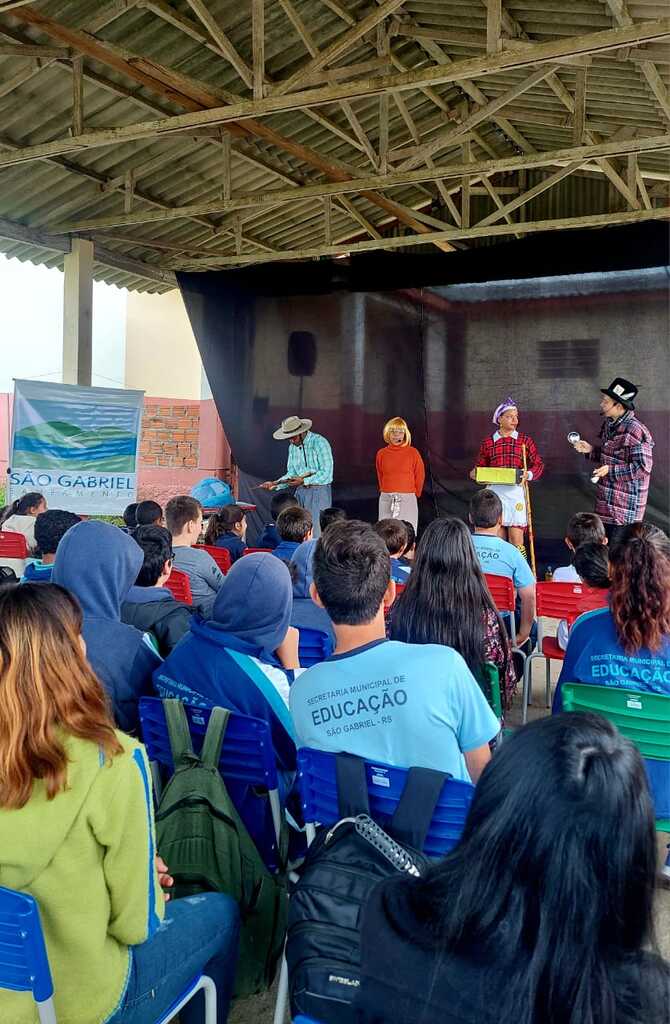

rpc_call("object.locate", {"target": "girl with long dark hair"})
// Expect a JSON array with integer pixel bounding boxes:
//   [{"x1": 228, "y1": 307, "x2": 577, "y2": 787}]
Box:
[
  {"x1": 356, "y1": 713, "x2": 670, "y2": 1024},
  {"x1": 389, "y1": 517, "x2": 515, "y2": 707}
]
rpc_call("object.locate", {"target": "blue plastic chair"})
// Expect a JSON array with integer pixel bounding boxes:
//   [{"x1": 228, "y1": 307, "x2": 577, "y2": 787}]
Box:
[
  {"x1": 296, "y1": 626, "x2": 334, "y2": 668},
  {"x1": 297, "y1": 747, "x2": 475, "y2": 858},
  {"x1": 0, "y1": 886, "x2": 217, "y2": 1024},
  {"x1": 139, "y1": 697, "x2": 283, "y2": 873}
]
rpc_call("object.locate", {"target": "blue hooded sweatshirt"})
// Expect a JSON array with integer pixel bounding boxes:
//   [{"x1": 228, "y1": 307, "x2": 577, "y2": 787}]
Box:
[
  {"x1": 53, "y1": 521, "x2": 161, "y2": 735},
  {"x1": 153, "y1": 554, "x2": 297, "y2": 786},
  {"x1": 290, "y1": 539, "x2": 335, "y2": 649}
]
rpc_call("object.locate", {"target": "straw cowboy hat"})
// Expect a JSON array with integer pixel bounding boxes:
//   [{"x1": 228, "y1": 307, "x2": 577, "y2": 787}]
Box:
[{"x1": 272, "y1": 415, "x2": 313, "y2": 440}]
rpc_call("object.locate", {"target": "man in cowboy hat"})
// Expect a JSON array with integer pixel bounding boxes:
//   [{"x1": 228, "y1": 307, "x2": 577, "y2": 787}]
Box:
[
  {"x1": 259, "y1": 415, "x2": 334, "y2": 538},
  {"x1": 571, "y1": 378, "x2": 654, "y2": 544}
]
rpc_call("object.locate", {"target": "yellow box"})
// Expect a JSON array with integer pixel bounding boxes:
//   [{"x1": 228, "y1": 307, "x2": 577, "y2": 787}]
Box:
[{"x1": 475, "y1": 467, "x2": 517, "y2": 485}]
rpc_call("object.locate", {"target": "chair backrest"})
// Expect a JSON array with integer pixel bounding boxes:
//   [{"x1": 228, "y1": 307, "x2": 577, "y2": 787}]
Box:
[
  {"x1": 297, "y1": 747, "x2": 474, "y2": 858},
  {"x1": 483, "y1": 573, "x2": 515, "y2": 613},
  {"x1": 244, "y1": 547, "x2": 272, "y2": 555},
  {"x1": 536, "y1": 581, "x2": 608, "y2": 623},
  {"x1": 561, "y1": 684, "x2": 670, "y2": 761},
  {"x1": 139, "y1": 697, "x2": 282, "y2": 870},
  {"x1": 0, "y1": 886, "x2": 53, "y2": 1005},
  {"x1": 297, "y1": 626, "x2": 334, "y2": 668},
  {"x1": 164, "y1": 568, "x2": 193, "y2": 605},
  {"x1": 197, "y1": 543, "x2": 232, "y2": 574},
  {"x1": 0, "y1": 531, "x2": 29, "y2": 559}
]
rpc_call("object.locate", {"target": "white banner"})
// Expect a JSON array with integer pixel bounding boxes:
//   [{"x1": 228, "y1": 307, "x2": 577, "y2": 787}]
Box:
[{"x1": 8, "y1": 379, "x2": 144, "y2": 515}]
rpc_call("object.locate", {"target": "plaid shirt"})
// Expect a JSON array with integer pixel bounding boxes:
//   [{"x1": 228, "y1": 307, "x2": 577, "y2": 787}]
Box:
[
  {"x1": 588, "y1": 411, "x2": 654, "y2": 524},
  {"x1": 277, "y1": 430, "x2": 333, "y2": 487},
  {"x1": 476, "y1": 431, "x2": 544, "y2": 480}
]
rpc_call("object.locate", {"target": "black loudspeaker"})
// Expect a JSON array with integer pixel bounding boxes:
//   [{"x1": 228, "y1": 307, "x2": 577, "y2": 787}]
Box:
[{"x1": 288, "y1": 331, "x2": 317, "y2": 377}]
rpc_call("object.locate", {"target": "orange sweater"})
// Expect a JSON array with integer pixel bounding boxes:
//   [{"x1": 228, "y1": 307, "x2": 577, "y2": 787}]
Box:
[{"x1": 376, "y1": 445, "x2": 425, "y2": 497}]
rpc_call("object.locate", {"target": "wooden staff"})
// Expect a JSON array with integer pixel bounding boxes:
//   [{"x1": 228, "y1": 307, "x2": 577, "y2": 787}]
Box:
[{"x1": 522, "y1": 443, "x2": 537, "y2": 578}]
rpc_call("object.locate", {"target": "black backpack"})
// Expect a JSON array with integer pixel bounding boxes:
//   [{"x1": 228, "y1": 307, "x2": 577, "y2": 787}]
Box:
[
  {"x1": 155, "y1": 699, "x2": 288, "y2": 998},
  {"x1": 286, "y1": 753, "x2": 448, "y2": 1024}
]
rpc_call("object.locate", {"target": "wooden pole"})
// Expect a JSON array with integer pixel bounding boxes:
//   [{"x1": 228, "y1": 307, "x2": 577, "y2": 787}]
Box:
[{"x1": 522, "y1": 444, "x2": 537, "y2": 578}]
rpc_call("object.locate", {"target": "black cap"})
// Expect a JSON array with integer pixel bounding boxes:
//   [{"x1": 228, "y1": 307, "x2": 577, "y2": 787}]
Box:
[{"x1": 600, "y1": 377, "x2": 637, "y2": 410}]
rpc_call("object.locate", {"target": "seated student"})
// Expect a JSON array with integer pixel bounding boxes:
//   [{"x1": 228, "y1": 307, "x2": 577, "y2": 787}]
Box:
[
  {"x1": 166, "y1": 495, "x2": 224, "y2": 618},
  {"x1": 0, "y1": 583, "x2": 240, "y2": 1024},
  {"x1": 553, "y1": 511, "x2": 607, "y2": 582},
  {"x1": 556, "y1": 541, "x2": 610, "y2": 651},
  {"x1": 154, "y1": 554, "x2": 301, "y2": 792},
  {"x1": 121, "y1": 525, "x2": 193, "y2": 655},
  {"x1": 398, "y1": 519, "x2": 416, "y2": 566},
  {"x1": 356, "y1": 713, "x2": 670, "y2": 1024},
  {"x1": 390, "y1": 518, "x2": 516, "y2": 710},
  {"x1": 374, "y1": 518, "x2": 411, "y2": 583},
  {"x1": 555, "y1": 523, "x2": 670, "y2": 830},
  {"x1": 134, "y1": 498, "x2": 163, "y2": 527},
  {"x1": 289, "y1": 521, "x2": 499, "y2": 783},
  {"x1": 469, "y1": 488, "x2": 536, "y2": 649},
  {"x1": 272, "y1": 505, "x2": 313, "y2": 563},
  {"x1": 319, "y1": 506, "x2": 347, "y2": 534},
  {"x1": 257, "y1": 491, "x2": 299, "y2": 550},
  {"x1": 121, "y1": 501, "x2": 138, "y2": 534},
  {"x1": 289, "y1": 538, "x2": 335, "y2": 649},
  {"x1": 0, "y1": 491, "x2": 47, "y2": 575},
  {"x1": 52, "y1": 520, "x2": 161, "y2": 735},
  {"x1": 22, "y1": 509, "x2": 80, "y2": 582},
  {"x1": 204, "y1": 504, "x2": 247, "y2": 563}
]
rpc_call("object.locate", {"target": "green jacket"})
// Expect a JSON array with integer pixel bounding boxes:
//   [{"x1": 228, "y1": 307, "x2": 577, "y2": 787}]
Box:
[{"x1": 0, "y1": 732, "x2": 164, "y2": 1024}]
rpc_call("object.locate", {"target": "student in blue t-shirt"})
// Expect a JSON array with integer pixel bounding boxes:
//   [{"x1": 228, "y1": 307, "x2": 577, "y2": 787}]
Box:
[
  {"x1": 289, "y1": 520, "x2": 499, "y2": 784},
  {"x1": 204, "y1": 504, "x2": 248, "y2": 563},
  {"x1": 21, "y1": 509, "x2": 80, "y2": 582},
  {"x1": 373, "y1": 518, "x2": 411, "y2": 584},
  {"x1": 272, "y1": 505, "x2": 313, "y2": 563},
  {"x1": 469, "y1": 488, "x2": 536, "y2": 648},
  {"x1": 555, "y1": 523, "x2": 670, "y2": 821}
]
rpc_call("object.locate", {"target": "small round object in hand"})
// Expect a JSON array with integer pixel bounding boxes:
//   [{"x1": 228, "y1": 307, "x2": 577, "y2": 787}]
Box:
[{"x1": 567, "y1": 431, "x2": 581, "y2": 445}]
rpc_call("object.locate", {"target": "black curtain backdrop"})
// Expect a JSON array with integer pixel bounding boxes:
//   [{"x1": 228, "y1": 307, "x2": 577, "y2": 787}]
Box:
[{"x1": 178, "y1": 222, "x2": 669, "y2": 569}]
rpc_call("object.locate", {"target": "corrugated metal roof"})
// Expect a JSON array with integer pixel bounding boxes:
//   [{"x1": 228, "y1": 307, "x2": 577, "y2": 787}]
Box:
[{"x1": 0, "y1": 0, "x2": 667, "y2": 285}]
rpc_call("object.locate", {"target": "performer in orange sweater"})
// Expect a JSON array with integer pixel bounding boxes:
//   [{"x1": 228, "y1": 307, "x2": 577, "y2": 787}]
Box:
[{"x1": 375, "y1": 417, "x2": 425, "y2": 530}]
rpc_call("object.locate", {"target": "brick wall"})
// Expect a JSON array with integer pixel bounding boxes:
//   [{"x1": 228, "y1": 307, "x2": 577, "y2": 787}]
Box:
[{"x1": 139, "y1": 401, "x2": 201, "y2": 469}]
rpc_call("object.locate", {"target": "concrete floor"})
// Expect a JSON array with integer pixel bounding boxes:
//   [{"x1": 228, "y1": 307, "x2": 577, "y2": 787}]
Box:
[{"x1": 227, "y1": 634, "x2": 670, "y2": 1024}]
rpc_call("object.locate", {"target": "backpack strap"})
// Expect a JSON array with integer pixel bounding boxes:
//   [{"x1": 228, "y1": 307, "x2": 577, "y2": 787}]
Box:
[
  {"x1": 162, "y1": 698, "x2": 195, "y2": 768},
  {"x1": 389, "y1": 767, "x2": 448, "y2": 852},
  {"x1": 200, "y1": 706, "x2": 230, "y2": 771},
  {"x1": 335, "y1": 752, "x2": 371, "y2": 818}
]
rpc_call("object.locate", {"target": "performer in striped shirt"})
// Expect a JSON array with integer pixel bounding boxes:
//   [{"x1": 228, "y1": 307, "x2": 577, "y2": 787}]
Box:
[{"x1": 470, "y1": 398, "x2": 544, "y2": 551}]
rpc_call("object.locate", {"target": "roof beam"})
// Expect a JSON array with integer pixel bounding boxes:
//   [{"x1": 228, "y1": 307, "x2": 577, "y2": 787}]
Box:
[
  {"x1": 273, "y1": 0, "x2": 407, "y2": 96},
  {"x1": 3, "y1": 17, "x2": 668, "y2": 171},
  {"x1": 476, "y1": 161, "x2": 585, "y2": 227},
  {"x1": 168, "y1": 207, "x2": 670, "y2": 269},
  {"x1": 0, "y1": 215, "x2": 176, "y2": 286},
  {"x1": 6, "y1": 7, "x2": 447, "y2": 248},
  {"x1": 184, "y1": 0, "x2": 253, "y2": 90},
  {"x1": 0, "y1": 41, "x2": 69, "y2": 57},
  {"x1": 49, "y1": 133, "x2": 670, "y2": 232},
  {"x1": 603, "y1": 0, "x2": 670, "y2": 122}
]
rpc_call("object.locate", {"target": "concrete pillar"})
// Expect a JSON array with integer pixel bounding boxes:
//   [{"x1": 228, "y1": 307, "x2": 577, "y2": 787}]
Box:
[{"x1": 63, "y1": 237, "x2": 94, "y2": 386}]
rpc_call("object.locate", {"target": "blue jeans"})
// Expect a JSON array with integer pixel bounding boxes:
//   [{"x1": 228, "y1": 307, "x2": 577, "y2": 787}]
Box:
[
  {"x1": 295, "y1": 483, "x2": 331, "y2": 539},
  {"x1": 107, "y1": 893, "x2": 240, "y2": 1024}
]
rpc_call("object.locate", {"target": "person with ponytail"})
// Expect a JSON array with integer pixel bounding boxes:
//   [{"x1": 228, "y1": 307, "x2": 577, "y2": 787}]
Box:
[
  {"x1": 389, "y1": 517, "x2": 516, "y2": 708},
  {"x1": 0, "y1": 584, "x2": 239, "y2": 1024},
  {"x1": 356, "y1": 714, "x2": 670, "y2": 1024},
  {"x1": 555, "y1": 522, "x2": 670, "y2": 834},
  {"x1": 0, "y1": 491, "x2": 46, "y2": 573}
]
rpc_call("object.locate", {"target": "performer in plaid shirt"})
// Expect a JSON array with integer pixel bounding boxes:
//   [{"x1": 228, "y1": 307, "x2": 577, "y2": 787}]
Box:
[
  {"x1": 571, "y1": 378, "x2": 654, "y2": 544},
  {"x1": 470, "y1": 398, "x2": 544, "y2": 550},
  {"x1": 260, "y1": 414, "x2": 334, "y2": 539}
]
